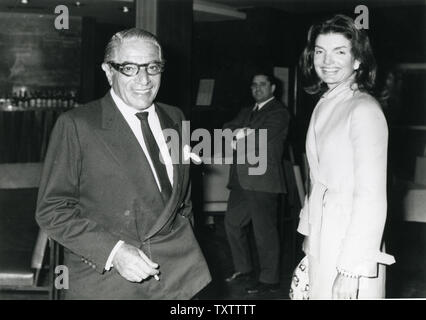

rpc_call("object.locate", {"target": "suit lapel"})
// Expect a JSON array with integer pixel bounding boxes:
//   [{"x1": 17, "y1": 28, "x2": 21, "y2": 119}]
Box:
[
  {"x1": 95, "y1": 94, "x2": 187, "y2": 240},
  {"x1": 155, "y1": 103, "x2": 183, "y2": 190},
  {"x1": 246, "y1": 98, "x2": 277, "y2": 125},
  {"x1": 144, "y1": 103, "x2": 186, "y2": 239},
  {"x1": 95, "y1": 94, "x2": 165, "y2": 234},
  {"x1": 254, "y1": 98, "x2": 276, "y2": 117}
]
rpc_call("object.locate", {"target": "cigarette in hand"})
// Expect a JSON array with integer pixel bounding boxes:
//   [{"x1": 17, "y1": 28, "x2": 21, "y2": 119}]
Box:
[{"x1": 154, "y1": 275, "x2": 160, "y2": 281}]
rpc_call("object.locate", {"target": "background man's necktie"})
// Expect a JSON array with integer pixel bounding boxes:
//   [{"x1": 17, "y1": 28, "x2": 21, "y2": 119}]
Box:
[
  {"x1": 135, "y1": 112, "x2": 172, "y2": 201},
  {"x1": 248, "y1": 104, "x2": 259, "y2": 122}
]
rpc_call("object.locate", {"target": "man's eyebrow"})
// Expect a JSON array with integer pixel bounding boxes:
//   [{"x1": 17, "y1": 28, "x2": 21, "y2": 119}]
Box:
[
  {"x1": 113, "y1": 61, "x2": 138, "y2": 65},
  {"x1": 117, "y1": 60, "x2": 162, "y2": 65}
]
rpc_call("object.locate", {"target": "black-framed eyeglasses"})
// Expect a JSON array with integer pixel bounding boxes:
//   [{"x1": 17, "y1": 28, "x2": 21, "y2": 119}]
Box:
[{"x1": 107, "y1": 61, "x2": 165, "y2": 77}]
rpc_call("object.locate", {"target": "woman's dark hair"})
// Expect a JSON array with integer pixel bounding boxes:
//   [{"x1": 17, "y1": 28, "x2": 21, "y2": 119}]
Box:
[{"x1": 299, "y1": 14, "x2": 377, "y2": 95}]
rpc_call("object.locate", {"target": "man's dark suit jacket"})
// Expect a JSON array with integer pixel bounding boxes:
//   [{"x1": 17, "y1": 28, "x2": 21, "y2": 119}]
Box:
[
  {"x1": 36, "y1": 92, "x2": 211, "y2": 299},
  {"x1": 223, "y1": 98, "x2": 290, "y2": 194}
]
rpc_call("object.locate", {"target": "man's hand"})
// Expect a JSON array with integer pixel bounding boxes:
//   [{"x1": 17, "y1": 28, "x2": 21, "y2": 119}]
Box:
[
  {"x1": 231, "y1": 140, "x2": 237, "y2": 150},
  {"x1": 332, "y1": 273, "x2": 360, "y2": 299},
  {"x1": 234, "y1": 127, "x2": 255, "y2": 140},
  {"x1": 112, "y1": 243, "x2": 160, "y2": 282},
  {"x1": 231, "y1": 127, "x2": 255, "y2": 150}
]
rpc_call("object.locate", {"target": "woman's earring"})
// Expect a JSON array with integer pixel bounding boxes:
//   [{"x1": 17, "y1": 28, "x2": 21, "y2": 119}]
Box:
[{"x1": 354, "y1": 62, "x2": 360, "y2": 70}]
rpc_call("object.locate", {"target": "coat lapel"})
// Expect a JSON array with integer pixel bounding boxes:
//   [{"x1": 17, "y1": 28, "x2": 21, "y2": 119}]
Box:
[
  {"x1": 95, "y1": 93, "x2": 165, "y2": 234},
  {"x1": 95, "y1": 94, "x2": 187, "y2": 240},
  {"x1": 155, "y1": 103, "x2": 183, "y2": 190},
  {"x1": 248, "y1": 98, "x2": 278, "y2": 126},
  {"x1": 144, "y1": 103, "x2": 187, "y2": 239}
]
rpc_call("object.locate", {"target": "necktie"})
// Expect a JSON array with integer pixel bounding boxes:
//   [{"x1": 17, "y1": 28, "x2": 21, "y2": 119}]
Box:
[
  {"x1": 249, "y1": 104, "x2": 259, "y2": 122},
  {"x1": 135, "y1": 112, "x2": 172, "y2": 201}
]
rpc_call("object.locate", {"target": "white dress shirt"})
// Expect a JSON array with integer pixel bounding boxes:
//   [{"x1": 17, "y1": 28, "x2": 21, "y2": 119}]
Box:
[
  {"x1": 254, "y1": 96, "x2": 274, "y2": 111},
  {"x1": 105, "y1": 88, "x2": 174, "y2": 270}
]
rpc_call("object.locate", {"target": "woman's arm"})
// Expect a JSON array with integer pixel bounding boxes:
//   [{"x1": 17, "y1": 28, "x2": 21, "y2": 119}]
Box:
[{"x1": 336, "y1": 96, "x2": 390, "y2": 277}]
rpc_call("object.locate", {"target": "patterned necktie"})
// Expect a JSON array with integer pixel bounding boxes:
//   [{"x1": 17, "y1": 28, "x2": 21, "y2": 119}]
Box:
[{"x1": 135, "y1": 112, "x2": 172, "y2": 201}]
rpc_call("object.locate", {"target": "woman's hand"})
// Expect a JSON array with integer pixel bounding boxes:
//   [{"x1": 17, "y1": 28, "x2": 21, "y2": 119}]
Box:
[{"x1": 332, "y1": 272, "x2": 360, "y2": 299}]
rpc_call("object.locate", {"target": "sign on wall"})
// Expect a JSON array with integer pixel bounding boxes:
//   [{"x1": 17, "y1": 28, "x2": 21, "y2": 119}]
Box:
[{"x1": 0, "y1": 12, "x2": 81, "y2": 94}]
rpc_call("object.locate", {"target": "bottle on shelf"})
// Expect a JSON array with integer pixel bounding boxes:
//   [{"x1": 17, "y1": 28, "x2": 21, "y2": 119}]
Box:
[
  {"x1": 12, "y1": 91, "x2": 18, "y2": 107},
  {"x1": 42, "y1": 90, "x2": 47, "y2": 108},
  {"x1": 5, "y1": 93, "x2": 12, "y2": 109},
  {"x1": 62, "y1": 90, "x2": 67, "y2": 108},
  {"x1": 0, "y1": 92, "x2": 6, "y2": 108},
  {"x1": 46, "y1": 90, "x2": 51, "y2": 108},
  {"x1": 19, "y1": 91, "x2": 23, "y2": 107},
  {"x1": 23, "y1": 90, "x2": 29, "y2": 108},
  {"x1": 69, "y1": 90, "x2": 75, "y2": 108},
  {"x1": 54, "y1": 90, "x2": 60, "y2": 108},
  {"x1": 36, "y1": 90, "x2": 42, "y2": 108},
  {"x1": 29, "y1": 91, "x2": 36, "y2": 108}
]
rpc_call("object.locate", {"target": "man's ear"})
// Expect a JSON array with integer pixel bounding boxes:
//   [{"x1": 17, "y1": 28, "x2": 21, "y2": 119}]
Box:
[
  {"x1": 102, "y1": 63, "x2": 113, "y2": 86},
  {"x1": 271, "y1": 84, "x2": 276, "y2": 94}
]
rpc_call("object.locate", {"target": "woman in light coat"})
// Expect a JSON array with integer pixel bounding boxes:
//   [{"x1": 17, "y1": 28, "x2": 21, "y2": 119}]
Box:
[{"x1": 297, "y1": 14, "x2": 395, "y2": 299}]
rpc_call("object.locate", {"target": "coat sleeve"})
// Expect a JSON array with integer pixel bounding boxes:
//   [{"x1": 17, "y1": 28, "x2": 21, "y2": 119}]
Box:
[
  {"x1": 36, "y1": 113, "x2": 120, "y2": 274},
  {"x1": 336, "y1": 100, "x2": 395, "y2": 277},
  {"x1": 254, "y1": 107, "x2": 290, "y2": 143},
  {"x1": 297, "y1": 195, "x2": 310, "y2": 236},
  {"x1": 241, "y1": 107, "x2": 289, "y2": 172},
  {"x1": 222, "y1": 108, "x2": 248, "y2": 131},
  {"x1": 297, "y1": 168, "x2": 314, "y2": 254}
]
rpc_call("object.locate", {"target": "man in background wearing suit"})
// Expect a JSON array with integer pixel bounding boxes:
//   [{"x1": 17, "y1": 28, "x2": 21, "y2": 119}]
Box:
[
  {"x1": 223, "y1": 72, "x2": 290, "y2": 294},
  {"x1": 36, "y1": 28, "x2": 211, "y2": 299}
]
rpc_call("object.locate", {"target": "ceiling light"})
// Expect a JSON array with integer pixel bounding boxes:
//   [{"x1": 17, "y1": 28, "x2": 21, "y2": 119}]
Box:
[
  {"x1": 122, "y1": 6, "x2": 130, "y2": 13},
  {"x1": 21, "y1": 0, "x2": 29, "y2": 4}
]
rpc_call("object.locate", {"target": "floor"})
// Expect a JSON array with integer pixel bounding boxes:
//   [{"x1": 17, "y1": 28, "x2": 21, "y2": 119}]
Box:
[
  {"x1": 194, "y1": 215, "x2": 297, "y2": 300},
  {"x1": 385, "y1": 221, "x2": 426, "y2": 298},
  {"x1": 194, "y1": 215, "x2": 426, "y2": 300}
]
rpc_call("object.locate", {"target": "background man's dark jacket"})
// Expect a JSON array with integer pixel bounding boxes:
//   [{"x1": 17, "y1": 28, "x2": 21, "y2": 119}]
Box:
[{"x1": 223, "y1": 98, "x2": 290, "y2": 193}]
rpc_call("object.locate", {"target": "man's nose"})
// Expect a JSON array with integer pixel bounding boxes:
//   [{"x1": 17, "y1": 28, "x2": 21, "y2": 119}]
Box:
[{"x1": 134, "y1": 68, "x2": 150, "y2": 84}]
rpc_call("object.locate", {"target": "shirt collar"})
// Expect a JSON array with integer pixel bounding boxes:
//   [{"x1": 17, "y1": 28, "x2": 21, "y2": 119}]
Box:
[{"x1": 255, "y1": 96, "x2": 275, "y2": 110}]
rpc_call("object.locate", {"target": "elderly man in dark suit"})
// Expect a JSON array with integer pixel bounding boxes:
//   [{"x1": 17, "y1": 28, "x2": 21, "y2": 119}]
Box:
[
  {"x1": 223, "y1": 72, "x2": 290, "y2": 294},
  {"x1": 36, "y1": 28, "x2": 211, "y2": 299}
]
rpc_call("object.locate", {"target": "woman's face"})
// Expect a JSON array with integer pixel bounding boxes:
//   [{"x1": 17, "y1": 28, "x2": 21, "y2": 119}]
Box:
[{"x1": 313, "y1": 33, "x2": 360, "y2": 89}]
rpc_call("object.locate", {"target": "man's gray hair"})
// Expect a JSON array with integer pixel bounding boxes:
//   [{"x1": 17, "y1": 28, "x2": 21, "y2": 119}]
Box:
[{"x1": 104, "y1": 28, "x2": 163, "y2": 62}]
